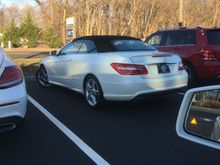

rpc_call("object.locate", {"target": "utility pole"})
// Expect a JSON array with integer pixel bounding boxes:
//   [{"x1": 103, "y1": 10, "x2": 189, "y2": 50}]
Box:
[
  {"x1": 50, "y1": 0, "x2": 54, "y2": 28},
  {"x1": 62, "y1": 0, "x2": 67, "y2": 44},
  {"x1": 178, "y1": 0, "x2": 183, "y2": 26}
]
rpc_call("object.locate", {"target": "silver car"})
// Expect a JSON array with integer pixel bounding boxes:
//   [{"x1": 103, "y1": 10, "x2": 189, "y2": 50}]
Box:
[{"x1": 36, "y1": 36, "x2": 188, "y2": 108}]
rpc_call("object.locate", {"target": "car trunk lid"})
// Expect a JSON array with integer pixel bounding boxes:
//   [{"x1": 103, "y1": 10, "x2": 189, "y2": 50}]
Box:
[{"x1": 128, "y1": 51, "x2": 182, "y2": 78}]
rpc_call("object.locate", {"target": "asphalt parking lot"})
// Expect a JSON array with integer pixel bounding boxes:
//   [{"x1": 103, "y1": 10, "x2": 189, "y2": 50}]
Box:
[
  {"x1": 1, "y1": 51, "x2": 220, "y2": 165},
  {"x1": 0, "y1": 80, "x2": 219, "y2": 165}
]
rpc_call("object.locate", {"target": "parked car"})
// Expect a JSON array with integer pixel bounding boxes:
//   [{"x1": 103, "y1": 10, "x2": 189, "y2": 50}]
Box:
[
  {"x1": 36, "y1": 35, "x2": 188, "y2": 108},
  {"x1": 0, "y1": 47, "x2": 27, "y2": 132},
  {"x1": 145, "y1": 26, "x2": 220, "y2": 86}
]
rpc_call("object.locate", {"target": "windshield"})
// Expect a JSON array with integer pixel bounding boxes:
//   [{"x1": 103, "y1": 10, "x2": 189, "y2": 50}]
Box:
[{"x1": 111, "y1": 40, "x2": 156, "y2": 51}]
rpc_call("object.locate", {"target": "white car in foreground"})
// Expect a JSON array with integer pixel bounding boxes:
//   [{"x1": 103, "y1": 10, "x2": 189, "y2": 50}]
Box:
[
  {"x1": 0, "y1": 47, "x2": 27, "y2": 132},
  {"x1": 37, "y1": 36, "x2": 188, "y2": 108}
]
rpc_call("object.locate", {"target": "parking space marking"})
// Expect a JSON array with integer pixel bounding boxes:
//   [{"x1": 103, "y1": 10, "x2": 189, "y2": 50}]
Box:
[
  {"x1": 177, "y1": 92, "x2": 185, "y2": 96},
  {"x1": 28, "y1": 95, "x2": 110, "y2": 165}
]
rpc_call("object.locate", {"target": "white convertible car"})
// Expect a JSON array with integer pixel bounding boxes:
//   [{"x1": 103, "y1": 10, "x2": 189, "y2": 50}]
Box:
[
  {"x1": 37, "y1": 36, "x2": 188, "y2": 108},
  {"x1": 0, "y1": 47, "x2": 27, "y2": 131}
]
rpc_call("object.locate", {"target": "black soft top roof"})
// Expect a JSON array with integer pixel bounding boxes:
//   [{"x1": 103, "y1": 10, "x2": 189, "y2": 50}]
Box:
[
  {"x1": 73, "y1": 35, "x2": 140, "y2": 52},
  {"x1": 74, "y1": 35, "x2": 140, "y2": 41}
]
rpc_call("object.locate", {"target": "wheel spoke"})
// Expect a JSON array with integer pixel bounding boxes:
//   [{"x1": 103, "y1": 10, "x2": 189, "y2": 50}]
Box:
[
  {"x1": 90, "y1": 80, "x2": 95, "y2": 88},
  {"x1": 87, "y1": 95, "x2": 92, "y2": 102},
  {"x1": 86, "y1": 83, "x2": 92, "y2": 89},
  {"x1": 92, "y1": 88, "x2": 98, "y2": 95},
  {"x1": 90, "y1": 95, "x2": 96, "y2": 105},
  {"x1": 87, "y1": 92, "x2": 91, "y2": 98},
  {"x1": 42, "y1": 71, "x2": 46, "y2": 77}
]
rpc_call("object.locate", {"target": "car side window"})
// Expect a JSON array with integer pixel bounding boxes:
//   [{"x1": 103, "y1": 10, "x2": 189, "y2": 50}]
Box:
[
  {"x1": 60, "y1": 41, "x2": 83, "y2": 55},
  {"x1": 181, "y1": 31, "x2": 196, "y2": 45},
  {"x1": 78, "y1": 40, "x2": 97, "y2": 53},
  {"x1": 164, "y1": 32, "x2": 180, "y2": 46},
  {"x1": 164, "y1": 31, "x2": 196, "y2": 46},
  {"x1": 146, "y1": 33, "x2": 164, "y2": 46}
]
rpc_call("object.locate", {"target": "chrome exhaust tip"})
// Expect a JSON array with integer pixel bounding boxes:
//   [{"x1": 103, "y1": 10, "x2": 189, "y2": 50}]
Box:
[{"x1": 0, "y1": 123, "x2": 16, "y2": 133}]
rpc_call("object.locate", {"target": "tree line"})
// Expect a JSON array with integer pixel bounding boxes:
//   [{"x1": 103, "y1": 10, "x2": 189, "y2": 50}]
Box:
[{"x1": 0, "y1": 0, "x2": 219, "y2": 48}]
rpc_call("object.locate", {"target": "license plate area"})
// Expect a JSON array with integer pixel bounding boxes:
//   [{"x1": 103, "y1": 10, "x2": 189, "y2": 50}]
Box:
[{"x1": 157, "y1": 64, "x2": 170, "y2": 74}]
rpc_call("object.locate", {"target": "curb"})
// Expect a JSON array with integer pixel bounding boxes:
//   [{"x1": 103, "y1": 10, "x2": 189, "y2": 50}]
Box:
[{"x1": 4, "y1": 48, "x2": 55, "y2": 52}]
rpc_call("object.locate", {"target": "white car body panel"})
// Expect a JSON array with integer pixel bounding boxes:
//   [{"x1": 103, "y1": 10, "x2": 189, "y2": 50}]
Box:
[
  {"x1": 0, "y1": 83, "x2": 27, "y2": 118},
  {"x1": 0, "y1": 47, "x2": 27, "y2": 128},
  {"x1": 41, "y1": 49, "x2": 188, "y2": 101}
]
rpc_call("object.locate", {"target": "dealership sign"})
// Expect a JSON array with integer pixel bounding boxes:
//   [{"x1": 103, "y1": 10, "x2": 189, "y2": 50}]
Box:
[{"x1": 66, "y1": 17, "x2": 76, "y2": 39}]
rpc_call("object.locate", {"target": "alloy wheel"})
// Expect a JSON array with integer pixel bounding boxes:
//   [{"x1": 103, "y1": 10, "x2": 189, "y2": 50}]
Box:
[
  {"x1": 37, "y1": 67, "x2": 51, "y2": 87},
  {"x1": 85, "y1": 78, "x2": 100, "y2": 106}
]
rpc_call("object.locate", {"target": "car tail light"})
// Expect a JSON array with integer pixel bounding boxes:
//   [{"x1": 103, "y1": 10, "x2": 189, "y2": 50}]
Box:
[
  {"x1": 111, "y1": 63, "x2": 148, "y2": 75},
  {"x1": 0, "y1": 101, "x2": 19, "y2": 107},
  {"x1": 178, "y1": 61, "x2": 185, "y2": 70},
  {"x1": 201, "y1": 49, "x2": 216, "y2": 61},
  {"x1": 0, "y1": 66, "x2": 23, "y2": 89}
]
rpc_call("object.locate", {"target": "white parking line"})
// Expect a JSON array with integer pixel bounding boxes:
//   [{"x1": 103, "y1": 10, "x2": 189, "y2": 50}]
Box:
[
  {"x1": 28, "y1": 95, "x2": 110, "y2": 165},
  {"x1": 177, "y1": 92, "x2": 185, "y2": 96}
]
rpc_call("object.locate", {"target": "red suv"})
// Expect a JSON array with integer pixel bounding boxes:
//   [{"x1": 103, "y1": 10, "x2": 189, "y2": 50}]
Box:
[{"x1": 145, "y1": 27, "x2": 220, "y2": 85}]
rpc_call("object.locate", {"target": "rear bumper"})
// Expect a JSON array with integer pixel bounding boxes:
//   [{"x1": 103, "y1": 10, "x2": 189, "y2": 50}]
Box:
[
  {"x1": 134, "y1": 86, "x2": 186, "y2": 100},
  {"x1": 101, "y1": 72, "x2": 188, "y2": 101},
  {"x1": 0, "y1": 82, "x2": 27, "y2": 119}
]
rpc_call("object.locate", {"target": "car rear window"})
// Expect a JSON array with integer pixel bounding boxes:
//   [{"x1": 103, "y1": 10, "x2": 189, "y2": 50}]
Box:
[
  {"x1": 111, "y1": 40, "x2": 156, "y2": 51},
  {"x1": 207, "y1": 30, "x2": 220, "y2": 45}
]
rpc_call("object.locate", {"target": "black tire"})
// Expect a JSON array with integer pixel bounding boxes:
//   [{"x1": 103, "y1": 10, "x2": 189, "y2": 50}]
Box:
[
  {"x1": 185, "y1": 63, "x2": 196, "y2": 88},
  {"x1": 36, "y1": 66, "x2": 51, "y2": 87},
  {"x1": 83, "y1": 75, "x2": 104, "y2": 109}
]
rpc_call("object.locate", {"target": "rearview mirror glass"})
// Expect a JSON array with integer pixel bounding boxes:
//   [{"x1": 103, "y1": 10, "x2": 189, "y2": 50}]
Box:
[
  {"x1": 185, "y1": 89, "x2": 220, "y2": 142},
  {"x1": 50, "y1": 50, "x2": 57, "y2": 56}
]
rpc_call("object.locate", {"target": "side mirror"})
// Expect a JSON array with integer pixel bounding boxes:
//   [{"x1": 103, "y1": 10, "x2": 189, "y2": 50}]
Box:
[
  {"x1": 50, "y1": 50, "x2": 57, "y2": 56},
  {"x1": 176, "y1": 85, "x2": 220, "y2": 149}
]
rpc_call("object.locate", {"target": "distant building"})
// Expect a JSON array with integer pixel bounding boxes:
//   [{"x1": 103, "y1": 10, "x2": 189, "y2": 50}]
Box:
[{"x1": 66, "y1": 16, "x2": 76, "y2": 41}]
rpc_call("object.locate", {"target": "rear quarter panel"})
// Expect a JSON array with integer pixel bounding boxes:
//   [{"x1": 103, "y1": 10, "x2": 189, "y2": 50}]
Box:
[
  {"x1": 72, "y1": 53, "x2": 133, "y2": 92},
  {"x1": 0, "y1": 49, "x2": 15, "y2": 77}
]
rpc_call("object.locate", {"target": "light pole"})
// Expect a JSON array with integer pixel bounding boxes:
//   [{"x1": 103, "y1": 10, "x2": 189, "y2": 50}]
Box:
[{"x1": 178, "y1": 0, "x2": 183, "y2": 26}]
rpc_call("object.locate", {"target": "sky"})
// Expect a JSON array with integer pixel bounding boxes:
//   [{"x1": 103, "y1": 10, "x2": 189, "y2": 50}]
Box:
[{"x1": 1, "y1": 0, "x2": 36, "y2": 7}]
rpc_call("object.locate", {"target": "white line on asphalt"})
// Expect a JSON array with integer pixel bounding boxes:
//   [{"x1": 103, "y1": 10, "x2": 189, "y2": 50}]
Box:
[
  {"x1": 177, "y1": 92, "x2": 185, "y2": 96},
  {"x1": 28, "y1": 95, "x2": 110, "y2": 165}
]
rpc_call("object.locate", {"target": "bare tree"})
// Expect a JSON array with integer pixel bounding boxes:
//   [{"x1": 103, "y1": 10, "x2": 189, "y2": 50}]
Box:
[{"x1": 1, "y1": 0, "x2": 220, "y2": 45}]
